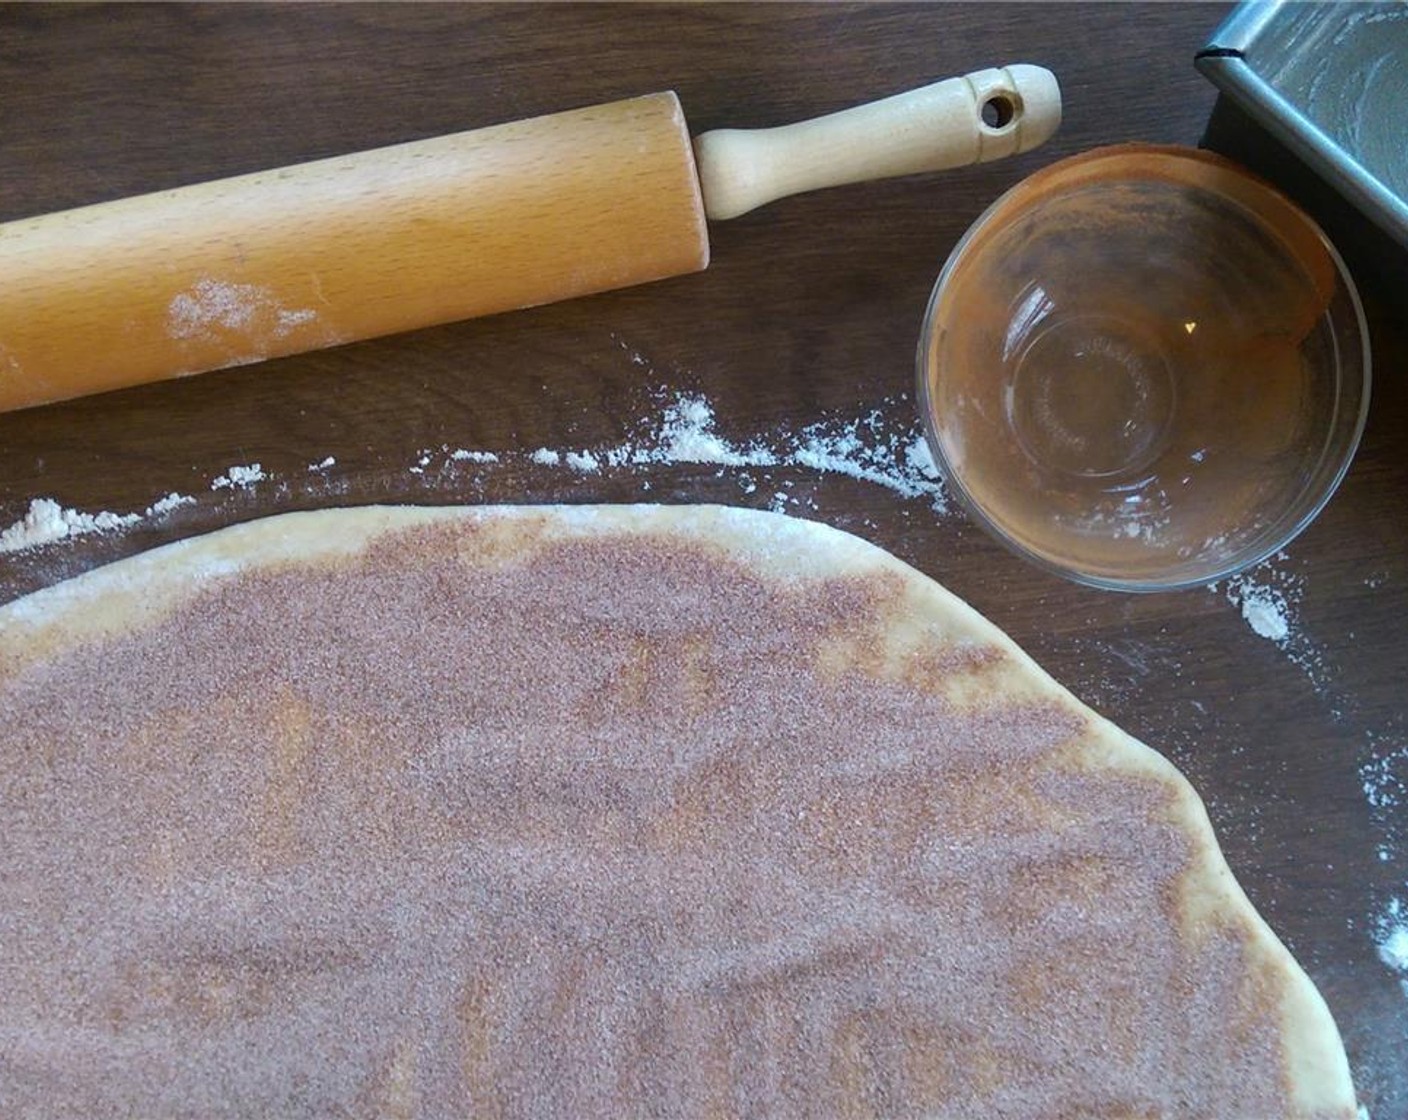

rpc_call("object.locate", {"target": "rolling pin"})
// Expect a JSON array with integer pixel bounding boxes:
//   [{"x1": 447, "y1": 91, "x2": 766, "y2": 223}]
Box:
[{"x1": 0, "y1": 64, "x2": 1059, "y2": 412}]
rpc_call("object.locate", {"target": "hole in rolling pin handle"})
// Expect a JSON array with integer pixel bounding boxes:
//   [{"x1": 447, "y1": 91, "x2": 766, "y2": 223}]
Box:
[{"x1": 981, "y1": 94, "x2": 1019, "y2": 131}]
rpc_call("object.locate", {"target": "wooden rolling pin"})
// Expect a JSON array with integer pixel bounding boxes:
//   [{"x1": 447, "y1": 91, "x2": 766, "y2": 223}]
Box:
[{"x1": 0, "y1": 64, "x2": 1059, "y2": 412}]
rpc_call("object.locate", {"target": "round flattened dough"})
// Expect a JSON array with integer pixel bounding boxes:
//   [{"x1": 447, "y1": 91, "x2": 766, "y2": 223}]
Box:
[{"x1": 0, "y1": 504, "x2": 1356, "y2": 1117}]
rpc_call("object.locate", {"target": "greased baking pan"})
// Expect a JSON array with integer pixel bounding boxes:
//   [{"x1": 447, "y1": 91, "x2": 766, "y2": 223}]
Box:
[{"x1": 1197, "y1": 0, "x2": 1408, "y2": 249}]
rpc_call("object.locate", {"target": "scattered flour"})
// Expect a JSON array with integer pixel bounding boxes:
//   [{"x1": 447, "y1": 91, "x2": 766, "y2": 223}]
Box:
[
  {"x1": 0, "y1": 491, "x2": 201, "y2": 554},
  {"x1": 168, "y1": 279, "x2": 261, "y2": 339},
  {"x1": 1211, "y1": 560, "x2": 1334, "y2": 691},
  {"x1": 9, "y1": 388, "x2": 949, "y2": 559},
  {"x1": 210, "y1": 463, "x2": 265, "y2": 490},
  {"x1": 1216, "y1": 560, "x2": 1301, "y2": 647},
  {"x1": 146, "y1": 493, "x2": 195, "y2": 517},
  {"x1": 276, "y1": 308, "x2": 317, "y2": 333},
  {"x1": 0, "y1": 499, "x2": 140, "y2": 554},
  {"x1": 564, "y1": 451, "x2": 601, "y2": 473},
  {"x1": 167, "y1": 278, "x2": 318, "y2": 345},
  {"x1": 511, "y1": 390, "x2": 947, "y2": 512},
  {"x1": 1202, "y1": 538, "x2": 1408, "y2": 1017},
  {"x1": 1240, "y1": 586, "x2": 1290, "y2": 642},
  {"x1": 1214, "y1": 560, "x2": 1408, "y2": 1002},
  {"x1": 651, "y1": 395, "x2": 779, "y2": 467},
  {"x1": 904, "y1": 436, "x2": 939, "y2": 479},
  {"x1": 609, "y1": 332, "x2": 650, "y2": 367},
  {"x1": 789, "y1": 409, "x2": 946, "y2": 509},
  {"x1": 1361, "y1": 738, "x2": 1408, "y2": 812},
  {"x1": 1360, "y1": 731, "x2": 1408, "y2": 868},
  {"x1": 1372, "y1": 898, "x2": 1408, "y2": 999},
  {"x1": 1354, "y1": 710, "x2": 1408, "y2": 1015},
  {"x1": 410, "y1": 447, "x2": 501, "y2": 474}
]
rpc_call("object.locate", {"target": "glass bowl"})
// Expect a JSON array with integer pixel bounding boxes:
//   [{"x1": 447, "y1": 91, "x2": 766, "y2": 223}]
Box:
[{"x1": 918, "y1": 144, "x2": 1370, "y2": 592}]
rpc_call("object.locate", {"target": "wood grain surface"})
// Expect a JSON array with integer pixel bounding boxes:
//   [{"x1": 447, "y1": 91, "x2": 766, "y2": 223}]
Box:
[{"x1": 1, "y1": 5, "x2": 1404, "y2": 1114}]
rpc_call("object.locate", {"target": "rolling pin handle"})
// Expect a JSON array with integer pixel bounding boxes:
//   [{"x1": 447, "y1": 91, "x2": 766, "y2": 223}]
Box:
[{"x1": 692, "y1": 64, "x2": 1062, "y2": 221}]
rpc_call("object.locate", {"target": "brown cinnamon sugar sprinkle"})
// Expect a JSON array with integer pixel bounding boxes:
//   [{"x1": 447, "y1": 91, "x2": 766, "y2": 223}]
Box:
[{"x1": 0, "y1": 517, "x2": 1293, "y2": 1116}]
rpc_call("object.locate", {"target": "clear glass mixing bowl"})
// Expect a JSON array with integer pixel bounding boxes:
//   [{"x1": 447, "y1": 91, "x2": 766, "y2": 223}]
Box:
[{"x1": 918, "y1": 145, "x2": 1370, "y2": 591}]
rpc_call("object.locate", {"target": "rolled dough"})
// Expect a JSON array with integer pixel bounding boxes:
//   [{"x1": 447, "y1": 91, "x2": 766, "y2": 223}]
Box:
[{"x1": 0, "y1": 504, "x2": 1356, "y2": 1117}]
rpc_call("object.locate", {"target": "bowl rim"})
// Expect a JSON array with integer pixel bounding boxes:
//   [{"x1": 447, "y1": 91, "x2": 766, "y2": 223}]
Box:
[{"x1": 916, "y1": 143, "x2": 1373, "y2": 594}]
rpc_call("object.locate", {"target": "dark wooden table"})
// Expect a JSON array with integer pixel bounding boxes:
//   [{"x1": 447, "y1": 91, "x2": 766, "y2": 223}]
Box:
[{"x1": 2, "y1": 4, "x2": 1404, "y2": 1113}]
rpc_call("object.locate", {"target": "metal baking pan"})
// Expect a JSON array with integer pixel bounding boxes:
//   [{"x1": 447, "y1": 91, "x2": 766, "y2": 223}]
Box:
[{"x1": 1196, "y1": 0, "x2": 1408, "y2": 249}]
